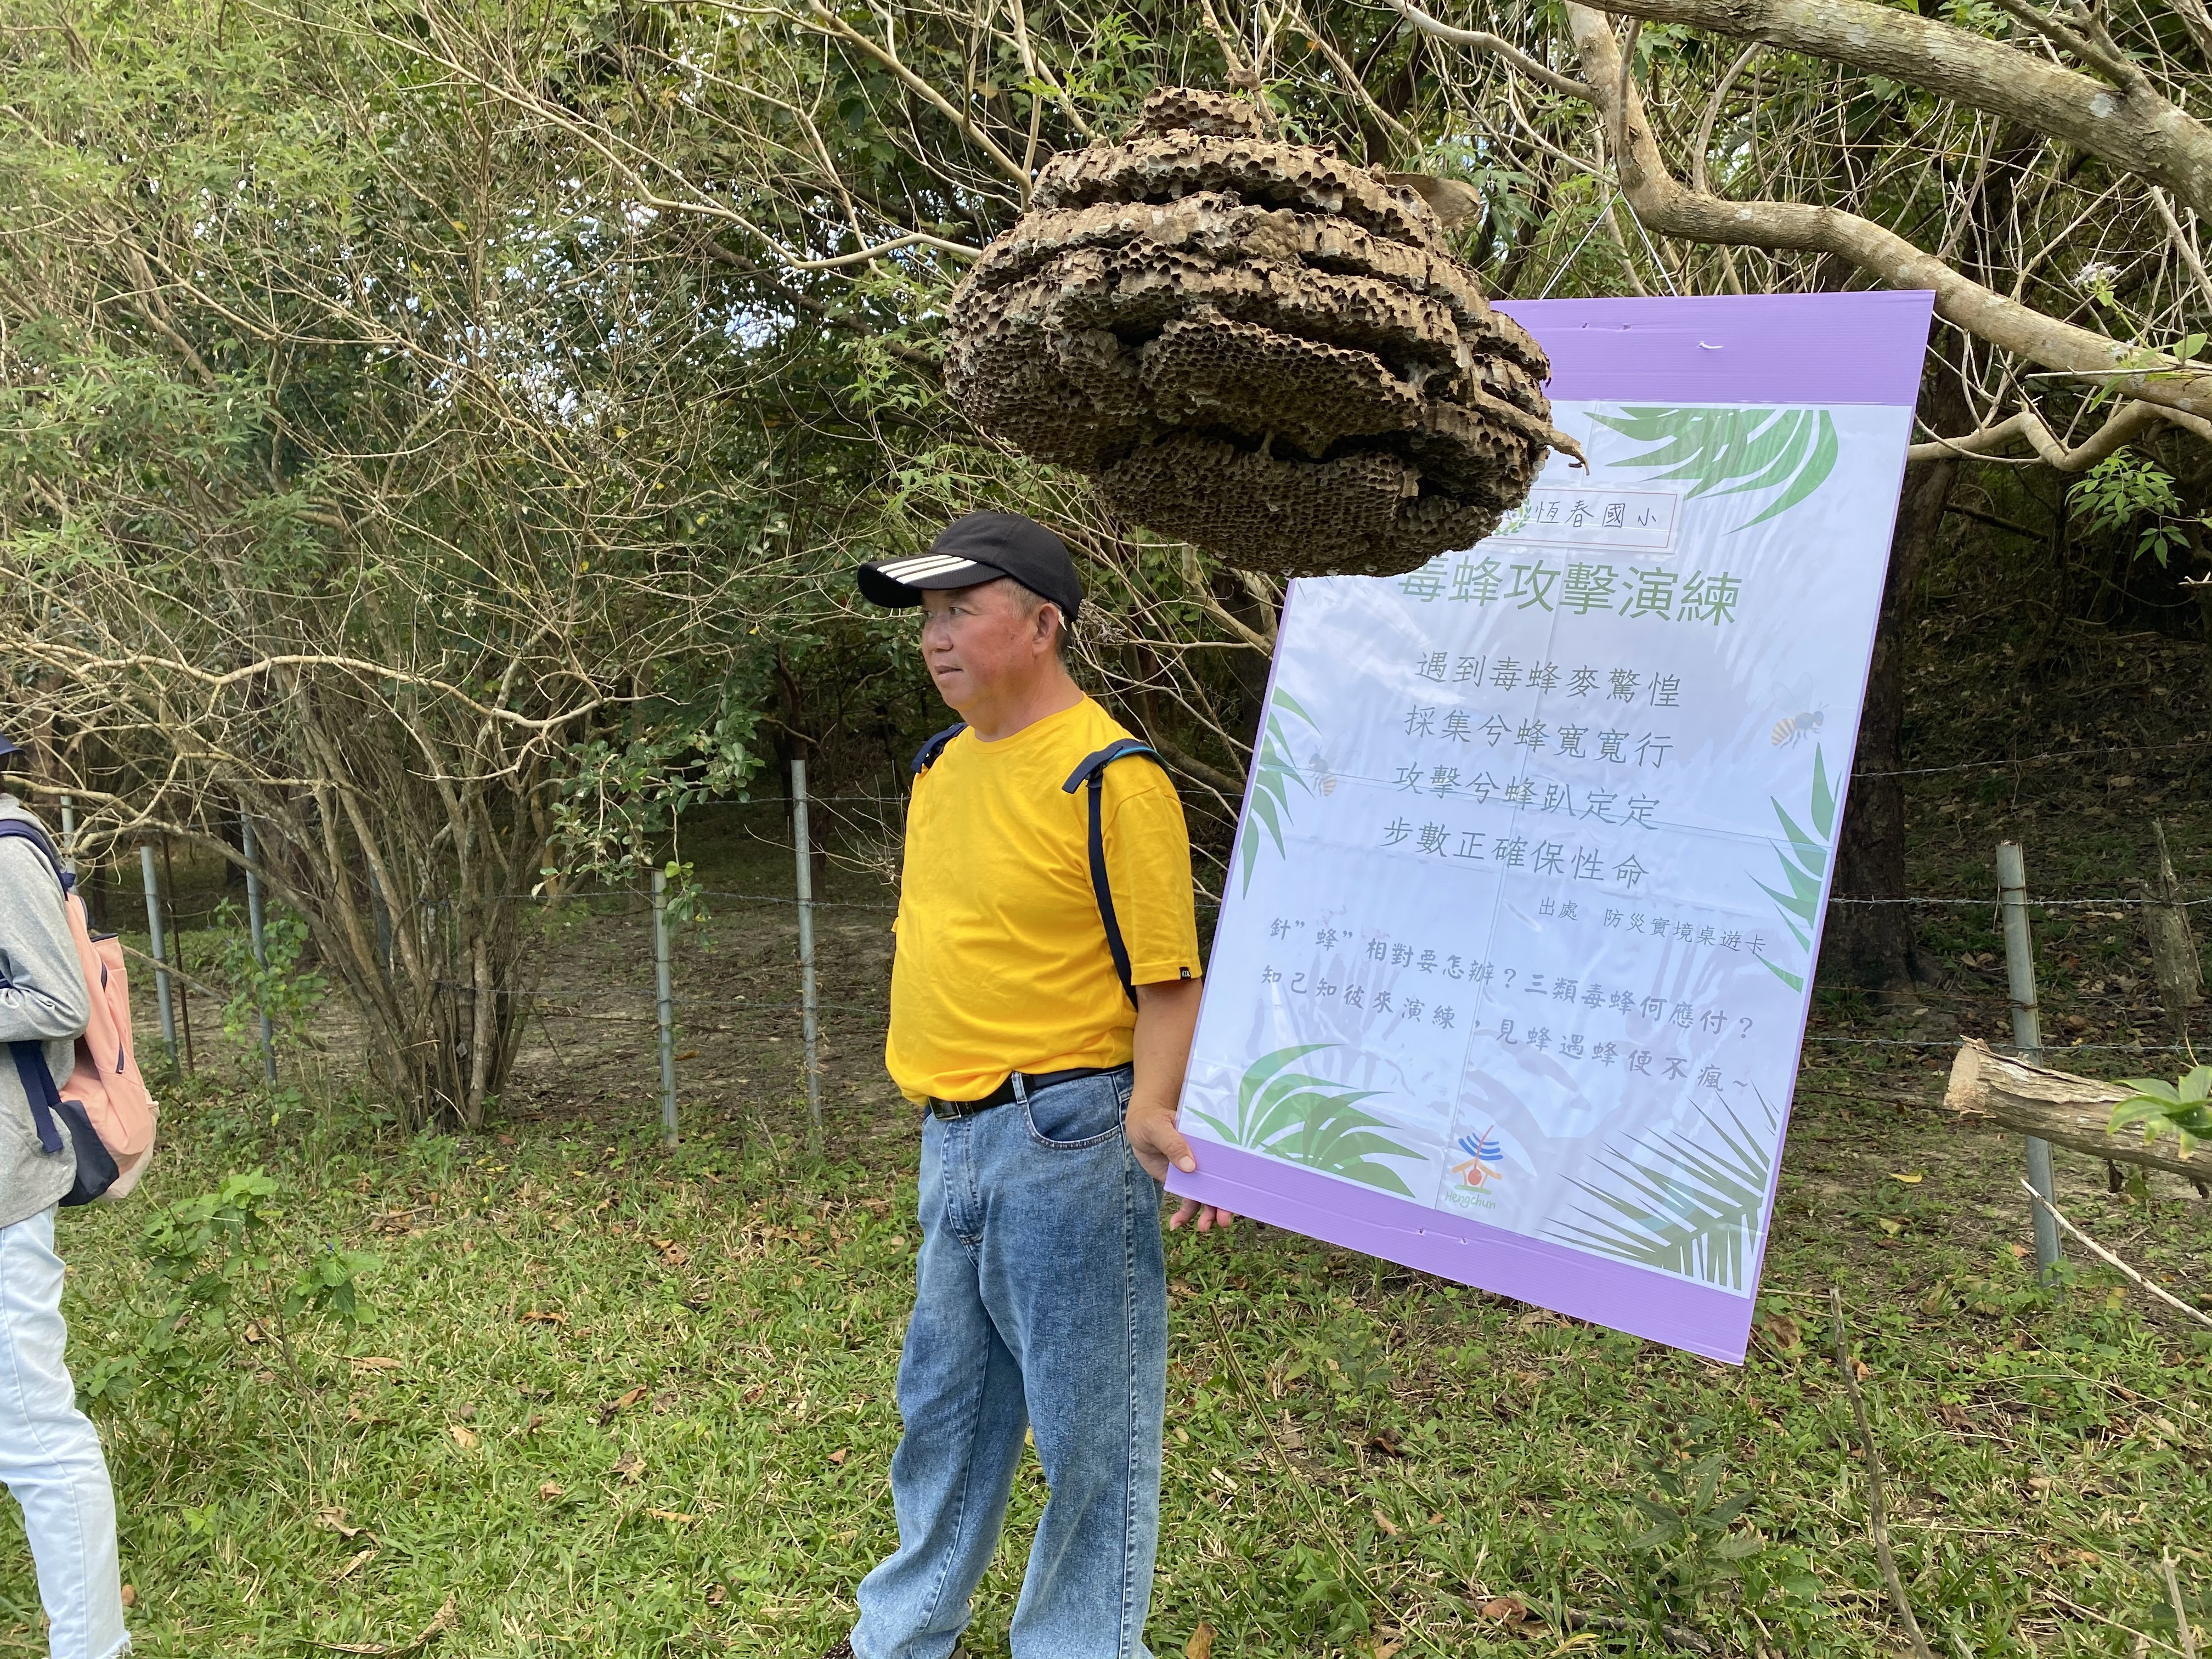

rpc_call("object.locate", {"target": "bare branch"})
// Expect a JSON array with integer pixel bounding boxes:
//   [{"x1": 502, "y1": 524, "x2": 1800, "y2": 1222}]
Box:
[
  {"x1": 1568, "y1": 0, "x2": 2212, "y2": 219},
  {"x1": 1561, "y1": 7, "x2": 2212, "y2": 423},
  {"x1": 1390, "y1": 1, "x2": 1594, "y2": 99},
  {"x1": 791, "y1": 1, "x2": 1030, "y2": 185},
  {"x1": 1909, "y1": 397, "x2": 2212, "y2": 466}
]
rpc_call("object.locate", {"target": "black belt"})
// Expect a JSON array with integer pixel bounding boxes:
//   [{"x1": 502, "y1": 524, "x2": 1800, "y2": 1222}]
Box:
[{"x1": 926, "y1": 1066, "x2": 1120, "y2": 1120}]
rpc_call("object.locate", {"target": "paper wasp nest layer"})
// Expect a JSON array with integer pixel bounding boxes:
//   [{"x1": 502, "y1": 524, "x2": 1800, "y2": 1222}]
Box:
[{"x1": 945, "y1": 88, "x2": 1578, "y2": 578}]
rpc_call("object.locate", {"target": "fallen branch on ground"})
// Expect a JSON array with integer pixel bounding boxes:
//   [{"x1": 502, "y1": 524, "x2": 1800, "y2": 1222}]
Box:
[
  {"x1": 2020, "y1": 1180, "x2": 2212, "y2": 1331},
  {"x1": 1831, "y1": 1288, "x2": 1936, "y2": 1659}
]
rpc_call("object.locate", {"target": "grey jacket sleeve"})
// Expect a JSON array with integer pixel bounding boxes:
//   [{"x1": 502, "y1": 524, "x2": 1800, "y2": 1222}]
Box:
[{"x1": 0, "y1": 838, "x2": 89, "y2": 1045}]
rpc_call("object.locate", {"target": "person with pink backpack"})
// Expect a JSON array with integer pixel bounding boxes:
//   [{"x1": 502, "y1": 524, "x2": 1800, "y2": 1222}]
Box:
[{"x1": 0, "y1": 734, "x2": 133, "y2": 1659}]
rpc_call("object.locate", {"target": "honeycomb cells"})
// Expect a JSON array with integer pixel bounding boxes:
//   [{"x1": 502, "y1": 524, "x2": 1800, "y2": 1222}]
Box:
[{"x1": 944, "y1": 87, "x2": 1577, "y2": 577}]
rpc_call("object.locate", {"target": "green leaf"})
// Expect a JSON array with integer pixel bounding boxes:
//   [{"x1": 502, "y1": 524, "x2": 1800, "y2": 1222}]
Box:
[
  {"x1": 1237, "y1": 1045, "x2": 1334, "y2": 1124},
  {"x1": 1590, "y1": 404, "x2": 1839, "y2": 527},
  {"x1": 1741, "y1": 412, "x2": 1838, "y2": 528},
  {"x1": 1770, "y1": 800, "x2": 1827, "y2": 881},
  {"x1": 1757, "y1": 958, "x2": 1805, "y2": 992}
]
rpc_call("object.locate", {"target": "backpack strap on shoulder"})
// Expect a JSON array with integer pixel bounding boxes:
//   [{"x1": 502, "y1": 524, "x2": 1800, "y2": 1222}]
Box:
[
  {"x1": 911, "y1": 722, "x2": 968, "y2": 775},
  {"x1": 1061, "y1": 740, "x2": 1163, "y2": 1009},
  {"x1": 0, "y1": 819, "x2": 69, "y2": 894}
]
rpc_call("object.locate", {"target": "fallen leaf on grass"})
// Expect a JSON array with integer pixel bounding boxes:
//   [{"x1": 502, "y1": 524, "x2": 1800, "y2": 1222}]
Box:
[
  {"x1": 1852, "y1": 1358, "x2": 1871, "y2": 1381},
  {"x1": 318, "y1": 1509, "x2": 370, "y2": 1541},
  {"x1": 447, "y1": 1424, "x2": 478, "y2": 1450},
  {"x1": 333, "y1": 1547, "x2": 378, "y2": 1583},
  {"x1": 1753, "y1": 1312, "x2": 1802, "y2": 1352},
  {"x1": 672, "y1": 1050, "x2": 699, "y2": 1063},
  {"x1": 740, "y1": 1383, "x2": 768, "y2": 1406},
  {"x1": 828, "y1": 1449, "x2": 848, "y2": 1465},
  {"x1": 1184, "y1": 1623, "x2": 1215, "y2": 1659},
  {"x1": 1887, "y1": 1171, "x2": 1923, "y2": 1184},
  {"x1": 1372, "y1": 1640, "x2": 1405, "y2": 1659},
  {"x1": 538, "y1": 1482, "x2": 565, "y2": 1502},
  {"x1": 646, "y1": 1509, "x2": 699, "y2": 1525},
  {"x1": 315, "y1": 1590, "x2": 459, "y2": 1655},
  {"x1": 1372, "y1": 1506, "x2": 1401, "y2": 1537},
  {"x1": 704, "y1": 1584, "x2": 727, "y2": 1606},
  {"x1": 120, "y1": 1585, "x2": 136, "y2": 1609},
  {"x1": 349, "y1": 1357, "x2": 405, "y2": 1375},
  {"x1": 612, "y1": 1452, "x2": 644, "y2": 1483},
  {"x1": 651, "y1": 1391, "x2": 678, "y2": 1414},
  {"x1": 598, "y1": 1386, "x2": 649, "y2": 1425},
  {"x1": 518, "y1": 1310, "x2": 568, "y2": 1327},
  {"x1": 1479, "y1": 1596, "x2": 1529, "y2": 1623}
]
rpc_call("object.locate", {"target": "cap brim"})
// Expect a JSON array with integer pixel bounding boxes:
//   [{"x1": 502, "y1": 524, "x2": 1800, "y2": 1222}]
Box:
[{"x1": 855, "y1": 553, "x2": 1003, "y2": 608}]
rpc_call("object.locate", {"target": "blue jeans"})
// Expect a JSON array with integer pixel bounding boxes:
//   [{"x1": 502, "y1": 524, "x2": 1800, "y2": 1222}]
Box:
[
  {"x1": 0, "y1": 1207, "x2": 128, "y2": 1659},
  {"x1": 853, "y1": 1068, "x2": 1166, "y2": 1659}
]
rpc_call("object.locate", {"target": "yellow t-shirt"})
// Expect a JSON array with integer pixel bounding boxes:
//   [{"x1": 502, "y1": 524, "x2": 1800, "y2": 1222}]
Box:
[{"x1": 888, "y1": 697, "x2": 1203, "y2": 1103}]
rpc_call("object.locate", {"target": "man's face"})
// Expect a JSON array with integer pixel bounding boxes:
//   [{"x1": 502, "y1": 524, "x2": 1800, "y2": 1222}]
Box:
[{"x1": 918, "y1": 579, "x2": 1058, "y2": 712}]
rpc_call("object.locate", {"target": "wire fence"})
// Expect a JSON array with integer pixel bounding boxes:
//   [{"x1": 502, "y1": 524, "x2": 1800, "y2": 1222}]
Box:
[{"x1": 83, "y1": 740, "x2": 2212, "y2": 1209}]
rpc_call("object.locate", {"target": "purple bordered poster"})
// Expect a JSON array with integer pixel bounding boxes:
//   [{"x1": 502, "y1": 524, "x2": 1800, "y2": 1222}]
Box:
[{"x1": 1165, "y1": 292, "x2": 1936, "y2": 1363}]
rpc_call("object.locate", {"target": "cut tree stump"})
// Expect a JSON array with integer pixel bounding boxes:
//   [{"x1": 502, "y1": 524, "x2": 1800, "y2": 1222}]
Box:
[{"x1": 1945, "y1": 1037, "x2": 2212, "y2": 1184}]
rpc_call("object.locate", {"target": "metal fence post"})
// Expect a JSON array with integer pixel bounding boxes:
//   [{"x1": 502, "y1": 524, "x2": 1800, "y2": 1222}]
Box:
[
  {"x1": 652, "y1": 868, "x2": 679, "y2": 1148},
  {"x1": 240, "y1": 814, "x2": 278, "y2": 1084},
  {"x1": 139, "y1": 843, "x2": 177, "y2": 1063},
  {"x1": 1996, "y1": 840, "x2": 2062, "y2": 1279},
  {"x1": 792, "y1": 758, "x2": 823, "y2": 1154}
]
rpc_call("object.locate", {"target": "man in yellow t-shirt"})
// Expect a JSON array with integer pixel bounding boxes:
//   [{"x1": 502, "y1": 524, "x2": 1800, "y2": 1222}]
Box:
[{"x1": 833, "y1": 511, "x2": 1230, "y2": 1659}]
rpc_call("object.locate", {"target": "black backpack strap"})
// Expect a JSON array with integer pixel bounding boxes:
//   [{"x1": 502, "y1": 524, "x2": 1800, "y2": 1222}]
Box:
[
  {"x1": 1061, "y1": 740, "x2": 1164, "y2": 1009},
  {"x1": 911, "y1": 721, "x2": 968, "y2": 774}
]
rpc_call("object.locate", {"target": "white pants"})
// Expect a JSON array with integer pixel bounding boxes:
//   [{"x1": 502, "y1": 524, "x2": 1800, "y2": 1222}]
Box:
[{"x1": 0, "y1": 1207, "x2": 127, "y2": 1659}]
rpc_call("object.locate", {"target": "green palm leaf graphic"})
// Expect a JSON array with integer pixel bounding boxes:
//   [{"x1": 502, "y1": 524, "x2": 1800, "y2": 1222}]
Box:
[
  {"x1": 1215, "y1": 1043, "x2": 1421, "y2": 1197},
  {"x1": 1589, "y1": 405, "x2": 1839, "y2": 529},
  {"x1": 1546, "y1": 1102, "x2": 1776, "y2": 1289},
  {"x1": 1747, "y1": 746, "x2": 1834, "y2": 992},
  {"x1": 1239, "y1": 689, "x2": 1319, "y2": 896}
]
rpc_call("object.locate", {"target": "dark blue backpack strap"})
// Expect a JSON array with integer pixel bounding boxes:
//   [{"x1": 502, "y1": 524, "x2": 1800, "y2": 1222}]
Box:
[
  {"x1": 0, "y1": 820, "x2": 68, "y2": 894},
  {"x1": 911, "y1": 721, "x2": 968, "y2": 774},
  {"x1": 6, "y1": 1045, "x2": 66, "y2": 1155},
  {"x1": 1062, "y1": 740, "x2": 1164, "y2": 1009},
  {"x1": 0, "y1": 821, "x2": 75, "y2": 1160}
]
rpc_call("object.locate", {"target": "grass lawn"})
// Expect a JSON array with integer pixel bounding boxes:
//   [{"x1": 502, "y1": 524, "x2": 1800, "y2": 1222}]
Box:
[
  {"x1": 24, "y1": 602, "x2": 2212, "y2": 1656},
  {"x1": 10, "y1": 1051, "x2": 2206, "y2": 1659}
]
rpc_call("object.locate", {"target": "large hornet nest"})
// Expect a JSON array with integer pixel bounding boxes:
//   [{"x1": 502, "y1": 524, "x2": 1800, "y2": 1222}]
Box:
[{"x1": 945, "y1": 88, "x2": 1581, "y2": 579}]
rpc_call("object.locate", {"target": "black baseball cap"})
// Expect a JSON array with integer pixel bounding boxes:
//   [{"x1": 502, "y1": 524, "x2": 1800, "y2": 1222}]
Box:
[{"x1": 856, "y1": 511, "x2": 1083, "y2": 623}]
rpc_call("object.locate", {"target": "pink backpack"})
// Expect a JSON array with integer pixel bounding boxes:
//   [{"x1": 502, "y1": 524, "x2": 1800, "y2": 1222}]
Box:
[{"x1": 0, "y1": 817, "x2": 158, "y2": 1201}]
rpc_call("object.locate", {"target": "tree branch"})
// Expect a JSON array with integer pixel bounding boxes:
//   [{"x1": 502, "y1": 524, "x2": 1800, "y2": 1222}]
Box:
[
  {"x1": 1560, "y1": 8, "x2": 2212, "y2": 422},
  {"x1": 791, "y1": 1, "x2": 1030, "y2": 186},
  {"x1": 1567, "y1": 0, "x2": 2212, "y2": 220},
  {"x1": 1389, "y1": 1, "x2": 1594, "y2": 98},
  {"x1": 1909, "y1": 397, "x2": 2212, "y2": 467}
]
